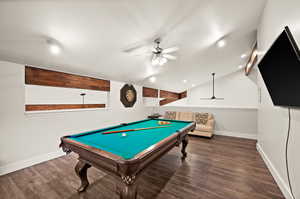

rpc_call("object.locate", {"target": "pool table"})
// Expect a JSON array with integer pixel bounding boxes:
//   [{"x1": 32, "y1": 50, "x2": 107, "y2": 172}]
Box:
[{"x1": 60, "y1": 118, "x2": 196, "y2": 199}]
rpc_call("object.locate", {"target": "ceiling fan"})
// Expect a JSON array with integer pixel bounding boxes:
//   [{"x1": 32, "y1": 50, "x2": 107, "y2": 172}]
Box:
[
  {"x1": 200, "y1": 73, "x2": 224, "y2": 100},
  {"x1": 151, "y1": 38, "x2": 178, "y2": 66},
  {"x1": 123, "y1": 38, "x2": 179, "y2": 66}
]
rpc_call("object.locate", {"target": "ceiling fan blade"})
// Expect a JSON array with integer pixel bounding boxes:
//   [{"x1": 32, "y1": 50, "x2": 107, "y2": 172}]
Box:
[
  {"x1": 200, "y1": 98, "x2": 224, "y2": 100},
  {"x1": 122, "y1": 37, "x2": 156, "y2": 53},
  {"x1": 123, "y1": 44, "x2": 146, "y2": 53},
  {"x1": 163, "y1": 46, "x2": 179, "y2": 53},
  {"x1": 133, "y1": 52, "x2": 153, "y2": 57},
  {"x1": 163, "y1": 54, "x2": 177, "y2": 60},
  {"x1": 122, "y1": 34, "x2": 163, "y2": 53},
  {"x1": 214, "y1": 98, "x2": 225, "y2": 100},
  {"x1": 126, "y1": 46, "x2": 153, "y2": 56},
  {"x1": 200, "y1": 98, "x2": 214, "y2": 100}
]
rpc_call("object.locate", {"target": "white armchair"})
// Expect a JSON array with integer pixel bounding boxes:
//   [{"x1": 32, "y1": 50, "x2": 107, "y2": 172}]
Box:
[
  {"x1": 189, "y1": 113, "x2": 215, "y2": 138},
  {"x1": 164, "y1": 111, "x2": 215, "y2": 138}
]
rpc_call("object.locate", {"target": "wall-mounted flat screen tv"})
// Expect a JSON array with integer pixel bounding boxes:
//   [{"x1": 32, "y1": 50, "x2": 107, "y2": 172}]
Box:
[{"x1": 258, "y1": 26, "x2": 300, "y2": 107}]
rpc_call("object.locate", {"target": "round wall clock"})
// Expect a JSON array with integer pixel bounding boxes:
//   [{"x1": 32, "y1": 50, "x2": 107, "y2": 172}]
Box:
[{"x1": 120, "y1": 84, "x2": 137, "y2": 107}]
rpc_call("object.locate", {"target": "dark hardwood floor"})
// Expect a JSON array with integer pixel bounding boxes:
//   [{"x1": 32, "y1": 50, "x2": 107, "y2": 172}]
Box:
[{"x1": 0, "y1": 136, "x2": 285, "y2": 199}]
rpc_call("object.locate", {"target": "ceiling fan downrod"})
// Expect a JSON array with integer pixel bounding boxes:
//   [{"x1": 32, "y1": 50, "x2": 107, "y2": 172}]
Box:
[
  {"x1": 200, "y1": 72, "x2": 224, "y2": 100},
  {"x1": 212, "y1": 73, "x2": 216, "y2": 99}
]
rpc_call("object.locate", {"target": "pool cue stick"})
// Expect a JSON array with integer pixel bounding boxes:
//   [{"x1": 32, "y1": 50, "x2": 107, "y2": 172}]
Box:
[{"x1": 102, "y1": 125, "x2": 172, "y2": 135}]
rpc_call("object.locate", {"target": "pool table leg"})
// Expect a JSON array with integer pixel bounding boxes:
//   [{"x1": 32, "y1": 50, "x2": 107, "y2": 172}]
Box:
[
  {"x1": 181, "y1": 135, "x2": 189, "y2": 159},
  {"x1": 118, "y1": 176, "x2": 137, "y2": 199},
  {"x1": 75, "y1": 160, "x2": 91, "y2": 192}
]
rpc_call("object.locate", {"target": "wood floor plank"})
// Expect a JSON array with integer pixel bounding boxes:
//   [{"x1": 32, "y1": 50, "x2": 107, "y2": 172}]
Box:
[{"x1": 0, "y1": 135, "x2": 284, "y2": 199}]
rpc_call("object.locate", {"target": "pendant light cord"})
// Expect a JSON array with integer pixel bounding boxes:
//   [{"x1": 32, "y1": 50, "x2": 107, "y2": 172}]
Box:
[{"x1": 285, "y1": 107, "x2": 295, "y2": 199}]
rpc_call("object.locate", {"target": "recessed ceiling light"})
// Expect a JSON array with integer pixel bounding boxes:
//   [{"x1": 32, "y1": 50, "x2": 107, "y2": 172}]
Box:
[
  {"x1": 50, "y1": 44, "x2": 61, "y2": 55},
  {"x1": 238, "y1": 65, "x2": 244, "y2": 69},
  {"x1": 241, "y1": 53, "x2": 247, "y2": 58},
  {"x1": 183, "y1": 80, "x2": 187, "y2": 83},
  {"x1": 192, "y1": 84, "x2": 195, "y2": 87},
  {"x1": 149, "y1": 76, "x2": 156, "y2": 83},
  {"x1": 47, "y1": 39, "x2": 61, "y2": 55},
  {"x1": 217, "y1": 39, "x2": 226, "y2": 48}
]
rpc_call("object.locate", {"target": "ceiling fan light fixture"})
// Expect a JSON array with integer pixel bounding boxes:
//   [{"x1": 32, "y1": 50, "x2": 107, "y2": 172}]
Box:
[
  {"x1": 150, "y1": 39, "x2": 177, "y2": 66},
  {"x1": 151, "y1": 56, "x2": 159, "y2": 65},
  {"x1": 152, "y1": 54, "x2": 168, "y2": 66},
  {"x1": 159, "y1": 57, "x2": 167, "y2": 65}
]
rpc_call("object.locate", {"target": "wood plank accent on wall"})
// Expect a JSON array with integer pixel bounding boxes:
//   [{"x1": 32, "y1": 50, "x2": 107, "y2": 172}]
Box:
[
  {"x1": 245, "y1": 42, "x2": 258, "y2": 76},
  {"x1": 159, "y1": 90, "x2": 179, "y2": 99},
  {"x1": 179, "y1": 91, "x2": 187, "y2": 99},
  {"x1": 25, "y1": 104, "x2": 105, "y2": 111},
  {"x1": 159, "y1": 90, "x2": 187, "y2": 106},
  {"x1": 159, "y1": 98, "x2": 178, "y2": 106},
  {"x1": 25, "y1": 66, "x2": 110, "y2": 91},
  {"x1": 142, "y1": 87, "x2": 158, "y2": 98}
]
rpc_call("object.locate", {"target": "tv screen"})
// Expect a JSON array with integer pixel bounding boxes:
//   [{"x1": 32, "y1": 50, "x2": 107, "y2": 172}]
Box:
[{"x1": 258, "y1": 26, "x2": 300, "y2": 107}]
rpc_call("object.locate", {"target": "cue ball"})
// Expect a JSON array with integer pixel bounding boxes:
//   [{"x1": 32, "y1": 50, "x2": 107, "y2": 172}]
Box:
[{"x1": 122, "y1": 133, "x2": 127, "y2": 137}]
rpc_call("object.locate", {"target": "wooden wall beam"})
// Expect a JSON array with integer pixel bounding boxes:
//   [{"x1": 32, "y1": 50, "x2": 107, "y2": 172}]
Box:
[
  {"x1": 25, "y1": 66, "x2": 110, "y2": 91},
  {"x1": 159, "y1": 90, "x2": 187, "y2": 106},
  {"x1": 159, "y1": 98, "x2": 178, "y2": 106},
  {"x1": 179, "y1": 91, "x2": 187, "y2": 99},
  {"x1": 245, "y1": 42, "x2": 258, "y2": 76},
  {"x1": 25, "y1": 104, "x2": 105, "y2": 111},
  {"x1": 143, "y1": 87, "x2": 158, "y2": 98},
  {"x1": 159, "y1": 90, "x2": 180, "y2": 99}
]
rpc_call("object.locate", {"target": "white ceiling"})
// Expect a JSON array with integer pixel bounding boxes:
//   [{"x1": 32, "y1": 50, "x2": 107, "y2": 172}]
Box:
[{"x1": 0, "y1": 0, "x2": 266, "y2": 92}]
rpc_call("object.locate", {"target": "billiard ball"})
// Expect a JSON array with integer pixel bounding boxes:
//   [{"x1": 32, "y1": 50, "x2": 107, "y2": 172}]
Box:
[{"x1": 158, "y1": 121, "x2": 171, "y2": 125}]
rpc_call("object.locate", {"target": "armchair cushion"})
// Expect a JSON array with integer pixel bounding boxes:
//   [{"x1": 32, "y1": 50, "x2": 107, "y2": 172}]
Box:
[
  {"x1": 178, "y1": 112, "x2": 194, "y2": 121},
  {"x1": 194, "y1": 112, "x2": 209, "y2": 124},
  {"x1": 194, "y1": 113, "x2": 214, "y2": 132}
]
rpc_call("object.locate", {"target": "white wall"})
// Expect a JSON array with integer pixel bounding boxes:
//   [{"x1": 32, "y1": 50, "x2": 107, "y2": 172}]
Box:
[
  {"x1": 157, "y1": 69, "x2": 258, "y2": 139},
  {"x1": 181, "y1": 70, "x2": 258, "y2": 108},
  {"x1": 0, "y1": 60, "x2": 150, "y2": 175},
  {"x1": 25, "y1": 85, "x2": 108, "y2": 105},
  {"x1": 143, "y1": 97, "x2": 160, "y2": 107},
  {"x1": 155, "y1": 106, "x2": 257, "y2": 140},
  {"x1": 257, "y1": 0, "x2": 300, "y2": 198},
  {"x1": 145, "y1": 70, "x2": 258, "y2": 108}
]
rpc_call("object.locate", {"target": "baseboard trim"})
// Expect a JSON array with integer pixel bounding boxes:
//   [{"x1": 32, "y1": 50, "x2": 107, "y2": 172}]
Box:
[
  {"x1": 0, "y1": 150, "x2": 65, "y2": 176},
  {"x1": 214, "y1": 131, "x2": 257, "y2": 140},
  {"x1": 256, "y1": 143, "x2": 293, "y2": 199}
]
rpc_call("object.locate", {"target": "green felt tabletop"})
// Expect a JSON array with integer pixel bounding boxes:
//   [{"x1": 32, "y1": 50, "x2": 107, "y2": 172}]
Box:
[{"x1": 69, "y1": 119, "x2": 192, "y2": 160}]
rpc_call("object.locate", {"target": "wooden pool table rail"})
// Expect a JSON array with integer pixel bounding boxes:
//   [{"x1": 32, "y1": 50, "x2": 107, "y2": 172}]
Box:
[{"x1": 59, "y1": 119, "x2": 196, "y2": 199}]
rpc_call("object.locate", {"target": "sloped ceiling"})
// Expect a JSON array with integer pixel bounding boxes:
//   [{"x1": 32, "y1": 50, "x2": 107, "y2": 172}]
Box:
[{"x1": 0, "y1": 0, "x2": 266, "y2": 92}]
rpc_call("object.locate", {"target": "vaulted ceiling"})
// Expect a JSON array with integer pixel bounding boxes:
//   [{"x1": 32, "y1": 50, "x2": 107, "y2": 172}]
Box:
[{"x1": 0, "y1": 0, "x2": 266, "y2": 92}]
